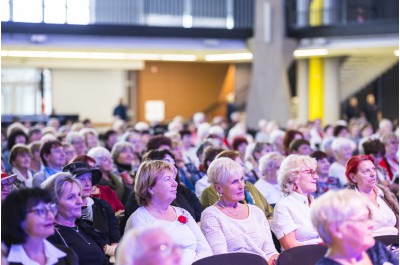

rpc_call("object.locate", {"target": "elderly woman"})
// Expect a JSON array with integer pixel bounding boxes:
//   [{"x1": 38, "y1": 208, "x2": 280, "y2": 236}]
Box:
[
  {"x1": 255, "y1": 152, "x2": 285, "y2": 207},
  {"x1": 42, "y1": 172, "x2": 109, "y2": 265},
  {"x1": 9, "y1": 144, "x2": 33, "y2": 188},
  {"x1": 271, "y1": 154, "x2": 323, "y2": 250},
  {"x1": 111, "y1": 142, "x2": 140, "y2": 186},
  {"x1": 200, "y1": 150, "x2": 274, "y2": 220},
  {"x1": 62, "y1": 162, "x2": 121, "y2": 253},
  {"x1": 125, "y1": 160, "x2": 211, "y2": 265},
  {"x1": 116, "y1": 227, "x2": 182, "y2": 265},
  {"x1": 2, "y1": 188, "x2": 77, "y2": 264},
  {"x1": 200, "y1": 157, "x2": 279, "y2": 264},
  {"x1": 87, "y1": 147, "x2": 126, "y2": 203},
  {"x1": 66, "y1": 132, "x2": 87, "y2": 156},
  {"x1": 80, "y1": 128, "x2": 100, "y2": 150},
  {"x1": 346, "y1": 155, "x2": 398, "y2": 236},
  {"x1": 312, "y1": 189, "x2": 398, "y2": 265},
  {"x1": 379, "y1": 132, "x2": 399, "y2": 180},
  {"x1": 329, "y1": 137, "x2": 355, "y2": 186}
]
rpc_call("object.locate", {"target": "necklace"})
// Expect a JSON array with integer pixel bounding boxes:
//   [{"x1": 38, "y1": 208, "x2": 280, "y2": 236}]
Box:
[{"x1": 218, "y1": 200, "x2": 242, "y2": 216}]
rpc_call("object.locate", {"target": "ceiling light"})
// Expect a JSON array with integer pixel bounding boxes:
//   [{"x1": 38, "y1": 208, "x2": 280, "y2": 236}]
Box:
[
  {"x1": 204, "y1": 53, "x2": 253, "y2": 61},
  {"x1": 160, "y1": 54, "x2": 197, "y2": 61},
  {"x1": 293, "y1": 49, "x2": 328, "y2": 57},
  {"x1": 394, "y1": 50, "x2": 399, "y2": 56}
]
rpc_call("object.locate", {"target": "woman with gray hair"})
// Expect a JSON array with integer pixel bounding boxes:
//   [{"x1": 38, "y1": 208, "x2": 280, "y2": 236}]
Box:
[
  {"x1": 42, "y1": 172, "x2": 109, "y2": 265},
  {"x1": 201, "y1": 157, "x2": 279, "y2": 265},
  {"x1": 271, "y1": 154, "x2": 323, "y2": 250},
  {"x1": 88, "y1": 146, "x2": 126, "y2": 203},
  {"x1": 329, "y1": 137, "x2": 356, "y2": 186},
  {"x1": 311, "y1": 189, "x2": 398, "y2": 265},
  {"x1": 111, "y1": 142, "x2": 140, "y2": 187},
  {"x1": 254, "y1": 152, "x2": 285, "y2": 207}
]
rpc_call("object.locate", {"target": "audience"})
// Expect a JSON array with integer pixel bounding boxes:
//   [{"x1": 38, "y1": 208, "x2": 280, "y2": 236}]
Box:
[
  {"x1": 1, "y1": 172, "x2": 16, "y2": 201},
  {"x1": 8, "y1": 144, "x2": 34, "y2": 188}
]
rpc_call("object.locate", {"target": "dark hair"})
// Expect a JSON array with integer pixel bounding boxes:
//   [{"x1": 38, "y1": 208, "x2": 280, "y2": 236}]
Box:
[
  {"x1": 216, "y1": 150, "x2": 241, "y2": 160},
  {"x1": 146, "y1": 135, "x2": 172, "y2": 151},
  {"x1": 289, "y1": 139, "x2": 310, "y2": 153},
  {"x1": 7, "y1": 130, "x2": 28, "y2": 151},
  {"x1": 362, "y1": 139, "x2": 385, "y2": 157},
  {"x1": 196, "y1": 140, "x2": 215, "y2": 158},
  {"x1": 40, "y1": 140, "x2": 62, "y2": 166},
  {"x1": 333, "y1": 125, "x2": 349, "y2": 137},
  {"x1": 283, "y1": 130, "x2": 303, "y2": 153},
  {"x1": 310, "y1": 150, "x2": 328, "y2": 161},
  {"x1": 103, "y1": 130, "x2": 117, "y2": 141},
  {"x1": 2, "y1": 188, "x2": 52, "y2": 246},
  {"x1": 72, "y1": 154, "x2": 96, "y2": 165},
  {"x1": 179, "y1": 129, "x2": 192, "y2": 138},
  {"x1": 202, "y1": 146, "x2": 225, "y2": 171},
  {"x1": 142, "y1": 149, "x2": 176, "y2": 162},
  {"x1": 232, "y1": 137, "x2": 248, "y2": 151}
]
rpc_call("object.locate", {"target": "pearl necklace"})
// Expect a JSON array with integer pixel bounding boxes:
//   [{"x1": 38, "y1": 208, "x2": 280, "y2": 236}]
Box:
[{"x1": 217, "y1": 200, "x2": 242, "y2": 216}]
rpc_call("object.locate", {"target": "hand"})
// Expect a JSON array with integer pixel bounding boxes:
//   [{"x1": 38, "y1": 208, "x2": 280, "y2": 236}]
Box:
[
  {"x1": 121, "y1": 172, "x2": 133, "y2": 185},
  {"x1": 268, "y1": 254, "x2": 279, "y2": 265}
]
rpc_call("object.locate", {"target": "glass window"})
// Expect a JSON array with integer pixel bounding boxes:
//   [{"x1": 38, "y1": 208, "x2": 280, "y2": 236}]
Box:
[
  {"x1": 67, "y1": 0, "x2": 89, "y2": 24},
  {"x1": 13, "y1": 0, "x2": 43, "y2": 23},
  {"x1": 1, "y1": 0, "x2": 10, "y2": 21},
  {"x1": 44, "y1": 0, "x2": 67, "y2": 24}
]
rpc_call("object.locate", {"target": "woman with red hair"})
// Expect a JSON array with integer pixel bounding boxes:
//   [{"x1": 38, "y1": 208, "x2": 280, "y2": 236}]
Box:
[{"x1": 346, "y1": 155, "x2": 398, "y2": 236}]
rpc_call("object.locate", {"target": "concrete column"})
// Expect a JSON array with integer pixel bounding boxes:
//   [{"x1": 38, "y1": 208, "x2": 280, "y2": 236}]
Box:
[
  {"x1": 246, "y1": 0, "x2": 297, "y2": 129},
  {"x1": 296, "y1": 59, "x2": 309, "y2": 123},
  {"x1": 323, "y1": 57, "x2": 340, "y2": 124}
]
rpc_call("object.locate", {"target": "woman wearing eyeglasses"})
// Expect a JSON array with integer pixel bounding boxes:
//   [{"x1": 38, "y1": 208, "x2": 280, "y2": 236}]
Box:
[
  {"x1": 1, "y1": 188, "x2": 77, "y2": 265},
  {"x1": 125, "y1": 160, "x2": 212, "y2": 265},
  {"x1": 42, "y1": 172, "x2": 110, "y2": 265},
  {"x1": 312, "y1": 189, "x2": 398, "y2": 265},
  {"x1": 271, "y1": 154, "x2": 323, "y2": 250},
  {"x1": 346, "y1": 155, "x2": 398, "y2": 236}
]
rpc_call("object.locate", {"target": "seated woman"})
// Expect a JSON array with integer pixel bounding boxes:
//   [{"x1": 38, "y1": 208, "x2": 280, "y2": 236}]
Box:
[
  {"x1": 346, "y1": 155, "x2": 398, "y2": 236},
  {"x1": 200, "y1": 157, "x2": 279, "y2": 265},
  {"x1": 255, "y1": 152, "x2": 285, "y2": 207},
  {"x1": 62, "y1": 162, "x2": 121, "y2": 256},
  {"x1": 9, "y1": 144, "x2": 34, "y2": 188},
  {"x1": 201, "y1": 150, "x2": 273, "y2": 220},
  {"x1": 123, "y1": 149, "x2": 203, "y2": 225},
  {"x1": 42, "y1": 172, "x2": 110, "y2": 265},
  {"x1": 1, "y1": 172, "x2": 16, "y2": 201},
  {"x1": 312, "y1": 189, "x2": 398, "y2": 265},
  {"x1": 87, "y1": 147, "x2": 126, "y2": 204},
  {"x1": 310, "y1": 151, "x2": 342, "y2": 198},
  {"x1": 271, "y1": 154, "x2": 323, "y2": 250},
  {"x1": 125, "y1": 160, "x2": 211, "y2": 265},
  {"x1": 244, "y1": 142, "x2": 273, "y2": 184},
  {"x1": 2, "y1": 188, "x2": 77, "y2": 265}
]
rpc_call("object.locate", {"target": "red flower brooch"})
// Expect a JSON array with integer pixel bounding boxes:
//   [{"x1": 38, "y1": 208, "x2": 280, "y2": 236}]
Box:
[{"x1": 178, "y1": 215, "x2": 187, "y2": 224}]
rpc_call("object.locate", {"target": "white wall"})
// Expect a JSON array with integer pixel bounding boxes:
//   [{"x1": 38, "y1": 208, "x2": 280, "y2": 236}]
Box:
[{"x1": 52, "y1": 69, "x2": 126, "y2": 124}]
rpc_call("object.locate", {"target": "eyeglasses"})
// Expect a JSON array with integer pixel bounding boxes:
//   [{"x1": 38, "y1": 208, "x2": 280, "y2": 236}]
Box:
[
  {"x1": 298, "y1": 169, "x2": 318, "y2": 176},
  {"x1": 150, "y1": 243, "x2": 183, "y2": 257},
  {"x1": 27, "y1": 204, "x2": 58, "y2": 218}
]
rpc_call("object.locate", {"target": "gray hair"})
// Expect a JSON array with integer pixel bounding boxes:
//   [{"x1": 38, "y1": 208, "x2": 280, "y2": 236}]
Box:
[
  {"x1": 41, "y1": 172, "x2": 82, "y2": 205},
  {"x1": 331, "y1": 137, "x2": 355, "y2": 154},
  {"x1": 110, "y1": 142, "x2": 135, "y2": 163},
  {"x1": 65, "y1": 131, "x2": 84, "y2": 144},
  {"x1": 311, "y1": 189, "x2": 370, "y2": 245},
  {"x1": 87, "y1": 146, "x2": 111, "y2": 166},
  {"x1": 259, "y1": 152, "x2": 285, "y2": 176},
  {"x1": 207, "y1": 157, "x2": 243, "y2": 186},
  {"x1": 278, "y1": 154, "x2": 317, "y2": 195}
]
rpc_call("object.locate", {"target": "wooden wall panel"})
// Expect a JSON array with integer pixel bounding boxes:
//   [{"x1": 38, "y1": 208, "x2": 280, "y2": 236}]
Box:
[{"x1": 137, "y1": 62, "x2": 235, "y2": 122}]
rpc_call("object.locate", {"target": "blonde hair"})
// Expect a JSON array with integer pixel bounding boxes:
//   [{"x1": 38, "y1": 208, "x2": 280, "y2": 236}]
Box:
[
  {"x1": 311, "y1": 189, "x2": 370, "y2": 245},
  {"x1": 41, "y1": 172, "x2": 82, "y2": 205},
  {"x1": 278, "y1": 154, "x2": 317, "y2": 195},
  {"x1": 134, "y1": 160, "x2": 176, "y2": 206},
  {"x1": 207, "y1": 157, "x2": 243, "y2": 186}
]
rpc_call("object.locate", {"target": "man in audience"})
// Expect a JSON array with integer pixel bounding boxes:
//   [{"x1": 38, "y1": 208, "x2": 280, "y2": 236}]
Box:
[{"x1": 32, "y1": 140, "x2": 65, "y2": 187}]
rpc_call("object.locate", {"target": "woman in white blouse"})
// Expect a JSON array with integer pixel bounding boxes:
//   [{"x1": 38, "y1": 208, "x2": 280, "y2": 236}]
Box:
[
  {"x1": 346, "y1": 154, "x2": 398, "y2": 236},
  {"x1": 271, "y1": 154, "x2": 323, "y2": 250},
  {"x1": 201, "y1": 157, "x2": 279, "y2": 265},
  {"x1": 125, "y1": 160, "x2": 211, "y2": 265}
]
